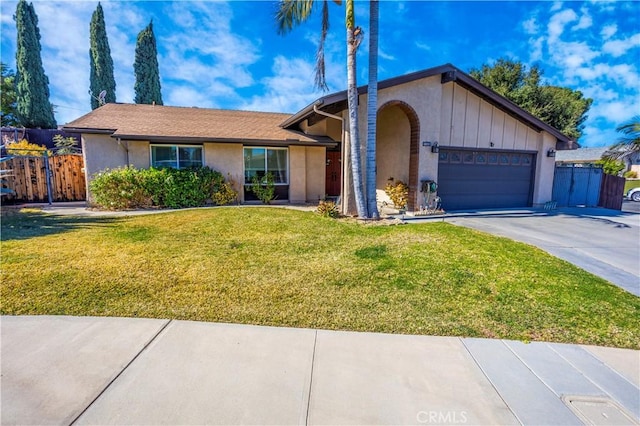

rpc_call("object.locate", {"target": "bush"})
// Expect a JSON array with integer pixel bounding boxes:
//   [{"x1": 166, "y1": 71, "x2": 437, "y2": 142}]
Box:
[
  {"x1": 212, "y1": 174, "x2": 238, "y2": 206},
  {"x1": 90, "y1": 166, "x2": 237, "y2": 210},
  {"x1": 384, "y1": 178, "x2": 409, "y2": 209},
  {"x1": 5, "y1": 139, "x2": 50, "y2": 156},
  {"x1": 53, "y1": 135, "x2": 79, "y2": 154},
  {"x1": 317, "y1": 200, "x2": 339, "y2": 218},
  {"x1": 249, "y1": 172, "x2": 276, "y2": 204}
]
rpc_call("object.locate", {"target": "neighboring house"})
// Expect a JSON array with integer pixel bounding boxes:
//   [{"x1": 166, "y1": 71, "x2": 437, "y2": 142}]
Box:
[
  {"x1": 63, "y1": 63, "x2": 571, "y2": 213},
  {"x1": 556, "y1": 147, "x2": 640, "y2": 175},
  {"x1": 623, "y1": 152, "x2": 640, "y2": 175},
  {"x1": 555, "y1": 147, "x2": 608, "y2": 167}
]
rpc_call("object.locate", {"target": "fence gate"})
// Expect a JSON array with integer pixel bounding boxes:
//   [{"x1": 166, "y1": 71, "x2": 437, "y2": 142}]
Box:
[
  {"x1": 552, "y1": 165, "x2": 603, "y2": 207},
  {"x1": 0, "y1": 154, "x2": 86, "y2": 203},
  {"x1": 598, "y1": 173, "x2": 625, "y2": 210}
]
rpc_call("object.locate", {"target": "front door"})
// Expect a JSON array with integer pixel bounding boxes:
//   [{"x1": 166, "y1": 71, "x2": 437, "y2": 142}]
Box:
[{"x1": 325, "y1": 151, "x2": 341, "y2": 197}]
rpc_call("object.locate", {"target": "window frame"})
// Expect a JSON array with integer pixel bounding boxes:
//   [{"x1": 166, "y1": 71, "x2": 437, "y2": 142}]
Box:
[
  {"x1": 243, "y1": 146, "x2": 289, "y2": 185},
  {"x1": 150, "y1": 144, "x2": 204, "y2": 169}
]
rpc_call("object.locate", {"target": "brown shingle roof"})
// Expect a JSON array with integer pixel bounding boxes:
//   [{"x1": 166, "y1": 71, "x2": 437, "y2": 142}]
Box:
[{"x1": 63, "y1": 103, "x2": 333, "y2": 145}]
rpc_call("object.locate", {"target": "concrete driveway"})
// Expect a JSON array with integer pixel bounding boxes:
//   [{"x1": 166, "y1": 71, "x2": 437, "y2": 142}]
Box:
[{"x1": 438, "y1": 207, "x2": 639, "y2": 297}]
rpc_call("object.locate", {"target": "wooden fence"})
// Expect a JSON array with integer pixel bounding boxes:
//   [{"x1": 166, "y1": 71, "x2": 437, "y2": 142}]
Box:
[
  {"x1": 598, "y1": 173, "x2": 625, "y2": 210},
  {"x1": 0, "y1": 154, "x2": 86, "y2": 203}
]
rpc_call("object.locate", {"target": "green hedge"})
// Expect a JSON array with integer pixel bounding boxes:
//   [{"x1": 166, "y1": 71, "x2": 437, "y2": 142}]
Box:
[{"x1": 89, "y1": 166, "x2": 237, "y2": 210}]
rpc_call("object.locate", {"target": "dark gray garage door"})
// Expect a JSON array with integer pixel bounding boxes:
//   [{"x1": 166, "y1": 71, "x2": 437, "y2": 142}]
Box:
[{"x1": 437, "y1": 149, "x2": 535, "y2": 210}]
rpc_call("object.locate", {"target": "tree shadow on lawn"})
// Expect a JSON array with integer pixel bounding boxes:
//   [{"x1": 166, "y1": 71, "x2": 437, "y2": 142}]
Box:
[{"x1": 1, "y1": 208, "x2": 120, "y2": 241}]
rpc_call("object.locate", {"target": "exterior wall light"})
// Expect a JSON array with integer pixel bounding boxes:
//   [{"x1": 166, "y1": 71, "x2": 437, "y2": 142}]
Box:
[
  {"x1": 431, "y1": 142, "x2": 440, "y2": 153},
  {"x1": 547, "y1": 148, "x2": 556, "y2": 158}
]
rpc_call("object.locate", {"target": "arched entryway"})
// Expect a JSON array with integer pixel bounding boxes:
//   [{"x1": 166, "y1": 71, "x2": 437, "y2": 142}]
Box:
[{"x1": 376, "y1": 101, "x2": 420, "y2": 211}]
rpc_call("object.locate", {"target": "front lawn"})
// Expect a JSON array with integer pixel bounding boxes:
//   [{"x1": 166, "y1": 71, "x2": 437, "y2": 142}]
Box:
[{"x1": 2, "y1": 207, "x2": 638, "y2": 348}]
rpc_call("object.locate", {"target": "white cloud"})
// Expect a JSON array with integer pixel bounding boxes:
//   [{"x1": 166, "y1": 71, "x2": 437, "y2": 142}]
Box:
[
  {"x1": 523, "y1": 17, "x2": 539, "y2": 35},
  {"x1": 415, "y1": 41, "x2": 431, "y2": 51},
  {"x1": 550, "y1": 1, "x2": 563, "y2": 12},
  {"x1": 378, "y1": 49, "x2": 395, "y2": 61},
  {"x1": 548, "y1": 8, "x2": 577, "y2": 41},
  {"x1": 600, "y1": 24, "x2": 617, "y2": 40},
  {"x1": 241, "y1": 56, "x2": 323, "y2": 113},
  {"x1": 603, "y1": 34, "x2": 640, "y2": 58},
  {"x1": 528, "y1": 36, "x2": 544, "y2": 62},
  {"x1": 572, "y1": 7, "x2": 592, "y2": 31}
]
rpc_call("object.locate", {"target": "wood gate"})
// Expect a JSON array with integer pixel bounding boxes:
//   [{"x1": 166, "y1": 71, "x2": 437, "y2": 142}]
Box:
[
  {"x1": 0, "y1": 154, "x2": 86, "y2": 203},
  {"x1": 598, "y1": 173, "x2": 625, "y2": 210}
]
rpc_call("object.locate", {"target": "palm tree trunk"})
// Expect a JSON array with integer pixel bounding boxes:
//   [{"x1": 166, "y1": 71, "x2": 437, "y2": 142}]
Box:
[
  {"x1": 346, "y1": 0, "x2": 367, "y2": 218},
  {"x1": 365, "y1": 0, "x2": 379, "y2": 219}
]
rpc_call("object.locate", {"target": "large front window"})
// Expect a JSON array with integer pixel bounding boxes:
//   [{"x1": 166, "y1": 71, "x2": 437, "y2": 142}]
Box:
[
  {"x1": 151, "y1": 145, "x2": 203, "y2": 169},
  {"x1": 244, "y1": 147, "x2": 288, "y2": 184}
]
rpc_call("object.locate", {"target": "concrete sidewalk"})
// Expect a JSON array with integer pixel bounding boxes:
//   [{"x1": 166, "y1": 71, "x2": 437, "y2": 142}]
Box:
[{"x1": 2, "y1": 316, "x2": 638, "y2": 425}]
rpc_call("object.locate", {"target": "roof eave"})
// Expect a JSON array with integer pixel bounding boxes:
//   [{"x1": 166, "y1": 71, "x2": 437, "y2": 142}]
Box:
[
  {"x1": 283, "y1": 63, "x2": 573, "y2": 145},
  {"x1": 61, "y1": 127, "x2": 116, "y2": 135},
  {"x1": 111, "y1": 134, "x2": 337, "y2": 148}
]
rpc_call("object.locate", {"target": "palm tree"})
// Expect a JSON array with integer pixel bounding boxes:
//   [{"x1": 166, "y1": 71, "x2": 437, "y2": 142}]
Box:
[
  {"x1": 604, "y1": 116, "x2": 640, "y2": 160},
  {"x1": 276, "y1": 0, "x2": 368, "y2": 218},
  {"x1": 365, "y1": 0, "x2": 379, "y2": 219},
  {"x1": 276, "y1": 0, "x2": 336, "y2": 91}
]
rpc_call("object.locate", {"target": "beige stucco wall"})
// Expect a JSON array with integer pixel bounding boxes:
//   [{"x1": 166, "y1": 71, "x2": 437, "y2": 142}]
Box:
[
  {"x1": 127, "y1": 141, "x2": 150, "y2": 169},
  {"x1": 532, "y1": 131, "x2": 557, "y2": 206},
  {"x1": 82, "y1": 134, "x2": 128, "y2": 202},
  {"x1": 204, "y1": 143, "x2": 244, "y2": 200},
  {"x1": 289, "y1": 146, "x2": 306, "y2": 203},
  {"x1": 290, "y1": 145, "x2": 326, "y2": 203},
  {"x1": 305, "y1": 146, "x2": 326, "y2": 202},
  {"x1": 376, "y1": 105, "x2": 411, "y2": 205}
]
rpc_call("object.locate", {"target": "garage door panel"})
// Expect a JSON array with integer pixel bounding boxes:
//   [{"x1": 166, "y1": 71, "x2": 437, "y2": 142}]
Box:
[{"x1": 438, "y1": 149, "x2": 534, "y2": 210}]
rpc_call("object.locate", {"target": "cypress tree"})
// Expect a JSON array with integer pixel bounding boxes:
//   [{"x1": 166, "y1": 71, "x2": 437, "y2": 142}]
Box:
[
  {"x1": 133, "y1": 20, "x2": 163, "y2": 105},
  {"x1": 14, "y1": 0, "x2": 56, "y2": 128},
  {"x1": 89, "y1": 2, "x2": 116, "y2": 110}
]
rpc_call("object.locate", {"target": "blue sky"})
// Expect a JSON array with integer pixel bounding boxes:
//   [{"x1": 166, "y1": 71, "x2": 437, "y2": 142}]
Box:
[{"x1": 1, "y1": 0, "x2": 638, "y2": 147}]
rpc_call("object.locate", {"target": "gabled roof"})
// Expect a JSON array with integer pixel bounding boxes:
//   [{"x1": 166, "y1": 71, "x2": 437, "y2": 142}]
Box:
[
  {"x1": 555, "y1": 147, "x2": 608, "y2": 162},
  {"x1": 63, "y1": 103, "x2": 336, "y2": 146},
  {"x1": 282, "y1": 63, "x2": 572, "y2": 144}
]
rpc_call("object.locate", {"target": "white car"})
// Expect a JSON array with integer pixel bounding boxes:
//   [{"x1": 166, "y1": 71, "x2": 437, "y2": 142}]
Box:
[{"x1": 627, "y1": 187, "x2": 640, "y2": 202}]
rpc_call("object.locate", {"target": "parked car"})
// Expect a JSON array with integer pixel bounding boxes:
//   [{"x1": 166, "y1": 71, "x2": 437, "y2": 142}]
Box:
[{"x1": 627, "y1": 187, "x2": 640, "y2": 202}]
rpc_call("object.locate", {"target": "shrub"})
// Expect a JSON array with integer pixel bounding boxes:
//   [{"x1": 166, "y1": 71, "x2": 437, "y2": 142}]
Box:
[
  {"x1": 90, "y1": 166, "x2": 236, "y2": 210},
  {"x1": 5, "y1": 139, "x2": 50, "y2": 156},
  {"x1": 53, "y1": 135, "x2": 79, "y2": 154},
  {"x1": 90, "y1": 166, "x2": 155, "y2": 210},
  {"x1": 317, "y1": 200, "x2": 339, "y2": 218},
  {"x1": 212, "y1": 174, "x2": 238, "y2": 206},
  {"x1": 249, "y1": 172, "x2": 276, "y2": 204},
  {"x1": 624, "y1": 170, "x2": 638, "y2": 179},
  {"x1": 384, "y1": 178, "x2": 409, "y2": 209}
]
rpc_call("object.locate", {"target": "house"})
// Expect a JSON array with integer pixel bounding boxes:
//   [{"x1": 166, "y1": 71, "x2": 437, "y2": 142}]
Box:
[
  {"x1": 556, "y1": 147, "x2": 640, "y2": 176},
  {"x1": 555, "y1": 147, "x2": 607, "y2": 167},
  {"x1": 63, "y1": 63, "x2": 572, "y2": 213}
]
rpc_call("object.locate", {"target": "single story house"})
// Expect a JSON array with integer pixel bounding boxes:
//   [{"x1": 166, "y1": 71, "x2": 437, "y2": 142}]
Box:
[
  {"x1": 556, "y1": 147, "x2": 640, "y2": 176},
  {"x1": 63, "y1": 63, "x2": 572, "y2": 214},
  {"x1": 555, "y1": 147, "x2": 608, "y2": 167}
]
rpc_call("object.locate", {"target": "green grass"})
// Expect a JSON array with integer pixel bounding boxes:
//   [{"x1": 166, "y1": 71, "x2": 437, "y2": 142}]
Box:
[
  {"x1": 2, "y1": 207, "x2": 639, "y2": 349},
  {"x1": 624, "y1": 179, "x2": 640, "y2": 195}
]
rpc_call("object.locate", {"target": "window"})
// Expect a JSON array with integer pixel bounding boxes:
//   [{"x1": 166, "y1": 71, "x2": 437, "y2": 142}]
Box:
[
  {"x1": 244, "y1": 147, "x2": 288, "y2": 184},
  {"x1": 151, "y1": 145, "x2": 203, "y2": 169}
]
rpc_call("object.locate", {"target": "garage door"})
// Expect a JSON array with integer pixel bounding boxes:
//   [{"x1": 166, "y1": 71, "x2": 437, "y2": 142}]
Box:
[{"x1": 437, "y1": 149, "x2": 535, "y2": 210}]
